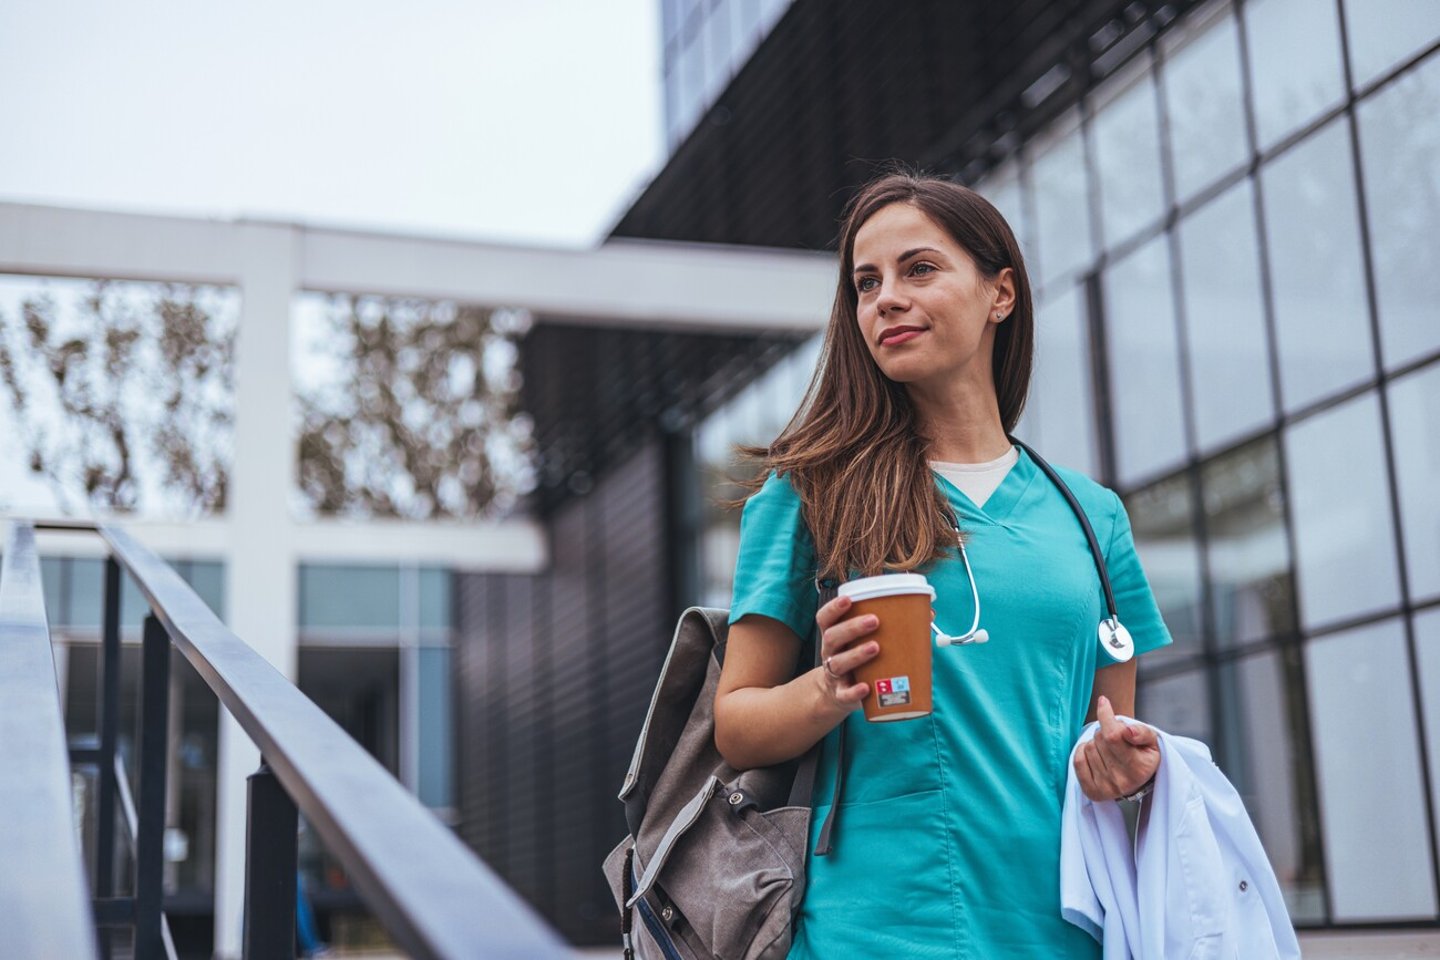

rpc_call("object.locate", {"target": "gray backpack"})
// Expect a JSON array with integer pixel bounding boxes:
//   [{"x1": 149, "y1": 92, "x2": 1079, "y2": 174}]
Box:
[{"x1": 603, "y1": 598, "x2": 843, "y2": 960}]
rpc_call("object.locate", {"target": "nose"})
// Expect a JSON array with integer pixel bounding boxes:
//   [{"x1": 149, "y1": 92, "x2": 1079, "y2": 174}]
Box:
[{"x1": 875, "y1": 277, "x2": 907, "y2": 315}]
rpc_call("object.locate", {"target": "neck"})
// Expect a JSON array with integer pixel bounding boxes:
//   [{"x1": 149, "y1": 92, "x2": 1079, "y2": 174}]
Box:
[{"x1": 906, "y1": 376, "x2": 1011, "y2": 464}]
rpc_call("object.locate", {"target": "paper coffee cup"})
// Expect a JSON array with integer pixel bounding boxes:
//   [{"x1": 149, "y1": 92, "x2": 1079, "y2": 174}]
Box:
[{"x1": 838, "y1": 573, "x2": 935, "y2": 722}]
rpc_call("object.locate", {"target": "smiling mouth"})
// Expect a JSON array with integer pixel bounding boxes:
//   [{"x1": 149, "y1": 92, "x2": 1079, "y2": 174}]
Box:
[{"x1": 878, "y1": 326, "x2": 926, "y2": 346}]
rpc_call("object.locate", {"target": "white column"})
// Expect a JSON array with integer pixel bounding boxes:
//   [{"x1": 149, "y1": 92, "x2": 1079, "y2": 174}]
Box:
[{"x1": 213, "y1": 221, "x2": 300, "y2": 960}]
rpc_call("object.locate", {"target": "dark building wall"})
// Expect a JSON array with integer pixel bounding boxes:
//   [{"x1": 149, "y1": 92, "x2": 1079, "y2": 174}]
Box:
[{"x1": 455, "y1": 440, "x2": 672, "y2": 945}]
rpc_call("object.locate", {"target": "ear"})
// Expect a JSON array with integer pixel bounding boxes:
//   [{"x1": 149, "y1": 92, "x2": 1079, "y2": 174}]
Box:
[{"x1": 990, "y1": 267, "x2": 1017, "y2": 323}]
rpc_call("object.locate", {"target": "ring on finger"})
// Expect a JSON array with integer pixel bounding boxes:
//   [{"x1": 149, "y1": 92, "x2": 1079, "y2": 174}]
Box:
[{"x1": 823, "y1": 655, "x2": 842, "y2": 681}]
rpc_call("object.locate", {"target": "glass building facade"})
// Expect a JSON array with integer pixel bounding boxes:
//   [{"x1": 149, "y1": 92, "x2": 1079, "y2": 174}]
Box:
[
  {"x1": 693, "y1": 0, "x2": 1440, "y2": 929},
  {"x1": 661, "y1": 0, "x2": 793, "y2": 148}
]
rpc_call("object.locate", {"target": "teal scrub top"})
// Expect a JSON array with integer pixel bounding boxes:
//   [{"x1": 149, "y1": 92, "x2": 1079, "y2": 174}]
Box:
[{"x1": 728, "y1": 449, "x2": 1172, "y2": 959}]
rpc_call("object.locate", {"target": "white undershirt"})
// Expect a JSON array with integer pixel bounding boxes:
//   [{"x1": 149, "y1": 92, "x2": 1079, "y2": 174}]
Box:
[{"x1": 930, "y1": 445, "x2": 1020, "y2": 509}]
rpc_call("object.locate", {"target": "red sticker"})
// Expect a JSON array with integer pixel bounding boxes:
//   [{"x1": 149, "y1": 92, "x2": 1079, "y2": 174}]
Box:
[{"x1": 875, "y1": 678, "x2": 893, "y2": 695}]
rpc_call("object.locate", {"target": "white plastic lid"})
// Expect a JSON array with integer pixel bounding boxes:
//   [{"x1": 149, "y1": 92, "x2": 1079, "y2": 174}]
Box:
[{"x1": 837, "y1": 573, "x2": 935, "y2": 603}]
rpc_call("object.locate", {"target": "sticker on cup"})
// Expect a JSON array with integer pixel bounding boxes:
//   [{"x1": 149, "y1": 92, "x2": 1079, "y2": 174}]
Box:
[
  {"x1": 839, "y1": 574, "x2": 934, "y2": 722},
  {"x1": 876, "y1": 676, "x2": 911, "y2": 707}
]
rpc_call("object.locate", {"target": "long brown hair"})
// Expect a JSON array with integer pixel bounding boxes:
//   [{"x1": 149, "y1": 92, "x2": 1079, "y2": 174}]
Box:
[{"x1": 740, "y1": 172, "x2": 1035, "y2": 581}]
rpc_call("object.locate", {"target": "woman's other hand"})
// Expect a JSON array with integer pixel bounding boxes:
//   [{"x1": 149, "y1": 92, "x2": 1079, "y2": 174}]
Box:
[
  {"x1": 814, "y1": 594, "x2": 881, "y2": 712},
  {"x1": 1074, "y1": 695, "x2": 1160, "y2": 802}
]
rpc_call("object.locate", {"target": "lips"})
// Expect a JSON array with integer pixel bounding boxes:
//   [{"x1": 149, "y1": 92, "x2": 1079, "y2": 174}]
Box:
[{"x1": 878, "y1": 325, "x2": 926, "y2": 346}]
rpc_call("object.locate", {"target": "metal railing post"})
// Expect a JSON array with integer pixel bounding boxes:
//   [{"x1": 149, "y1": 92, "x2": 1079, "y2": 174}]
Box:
[
  {"x1": 243, "y1": 760, "x2": 297, "y2": 960},
  {"x1": 95, "y1": 557, "x2": 122, "y2": 959},
  {"x1": 134, "y1": 613, "x2": 170, "y2": 960}
]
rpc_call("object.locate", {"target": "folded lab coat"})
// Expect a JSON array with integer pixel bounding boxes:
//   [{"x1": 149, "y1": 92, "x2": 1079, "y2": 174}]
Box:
[{"x1": 1060, "y1": 720, "x2": 1302, "y2": 960}]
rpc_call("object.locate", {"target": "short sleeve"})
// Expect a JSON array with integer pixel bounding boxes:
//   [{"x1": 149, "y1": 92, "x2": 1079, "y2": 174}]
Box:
[
  {"x1": 728, "y1": 472, "x2": 820, "y2": 642},
  {"x1": 1103, "y1": 490, "x2": 1173, "y2": 658}
]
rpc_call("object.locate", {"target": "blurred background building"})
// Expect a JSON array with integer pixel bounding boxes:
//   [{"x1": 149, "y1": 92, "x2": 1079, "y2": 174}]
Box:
[{"x1": 2, "y1": 0, "x2": 1438, "y2": 957}]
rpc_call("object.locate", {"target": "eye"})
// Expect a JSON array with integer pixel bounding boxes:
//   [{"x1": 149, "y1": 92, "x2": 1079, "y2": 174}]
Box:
[
  {"x1": 855, "y1": 276, "x2": 879, "y2": 293},
  {"x1": 911, "y1": 262, "x2": 937, "y2": 276}
]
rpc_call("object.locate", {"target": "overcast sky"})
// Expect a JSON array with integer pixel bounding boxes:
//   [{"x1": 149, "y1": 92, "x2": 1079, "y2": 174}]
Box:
[{"x1": 0, "y1": 0, "x2": 664, "y2": 248}]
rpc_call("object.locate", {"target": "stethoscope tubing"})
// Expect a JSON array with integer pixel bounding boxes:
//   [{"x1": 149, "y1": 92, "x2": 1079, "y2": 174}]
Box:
[{"x1": 933, "y1": 437, "x2": 1128, "y2": 657}]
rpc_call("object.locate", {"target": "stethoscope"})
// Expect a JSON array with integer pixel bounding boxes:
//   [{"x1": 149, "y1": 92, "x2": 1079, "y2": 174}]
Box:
[{"x1": 930, "y1": 437, "x2": 1135, "y2": 663}]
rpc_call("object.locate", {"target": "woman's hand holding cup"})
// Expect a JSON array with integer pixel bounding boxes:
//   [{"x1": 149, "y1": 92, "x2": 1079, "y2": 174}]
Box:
[{"x1": 813, "y1": 594, "x2": 880, "y2": 713}]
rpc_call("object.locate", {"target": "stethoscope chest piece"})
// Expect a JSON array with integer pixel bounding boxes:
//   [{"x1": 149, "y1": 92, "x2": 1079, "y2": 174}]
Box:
[{"x1": 1098, "y1": 617, "x2": 1135, "y2": 663}]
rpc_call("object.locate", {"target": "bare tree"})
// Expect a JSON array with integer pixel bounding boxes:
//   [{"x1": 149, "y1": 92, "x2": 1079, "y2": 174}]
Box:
[
  {"x1": 0, "y1": 279, "x2": 235, "y2": 515},
  {"x1": 295, "y1": 295, "x2": 534, "y2": 520}
]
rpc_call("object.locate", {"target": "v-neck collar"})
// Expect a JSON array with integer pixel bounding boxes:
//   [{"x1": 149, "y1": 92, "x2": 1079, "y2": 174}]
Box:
[{"x1": 931, "y1": 444, "x2": 1038, "y2": 525}]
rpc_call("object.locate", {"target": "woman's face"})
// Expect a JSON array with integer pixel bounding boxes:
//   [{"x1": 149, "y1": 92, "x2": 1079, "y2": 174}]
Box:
[{"x1": 850, "y1": 202, "x2": 1013, "y2": 393}]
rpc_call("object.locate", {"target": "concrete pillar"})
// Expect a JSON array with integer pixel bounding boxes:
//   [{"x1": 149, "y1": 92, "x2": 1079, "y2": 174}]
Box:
[{"x1": 213, "y1": 221, "x2": 299, "y2": 959}]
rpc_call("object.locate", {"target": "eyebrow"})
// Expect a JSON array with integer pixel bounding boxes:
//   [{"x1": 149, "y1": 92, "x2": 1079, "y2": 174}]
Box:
[{"x1": 852, "y1": 246, "x2": 942, "y2": 275}]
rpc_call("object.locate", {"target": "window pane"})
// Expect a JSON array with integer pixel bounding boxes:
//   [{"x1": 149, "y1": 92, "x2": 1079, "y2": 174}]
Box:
[
  {"x1": 418, "y1": 645, "x2": 454, "y2": 809},
  {"x1": 1031, "y1": 115, "x2": 1094, "y2": 288},
  {"x1": 40, "y1": 557, "x2": 63, "y2": 626},
  {"x1": 1137, "y1": 668, "x2": 1210, "y2": 742},
  {"x1": 68, "y1": 558, "x2": 105, "y2": 628},
  {"x1": 1026, "y1": 283, "x2": 1099, "y2": 477},
  {"x1": 1343, "y1": 0, "x2": 1440, "y2": 88},
  {"x1": 1261, "y1": 119, "x2": 1375, "y2": 411},
  {"x1": 298, "y1": 564, "x2": 400, "y2": 631},
  {"x1": 1357, "y1": 50, "x2": 1440, "y2": 370},
  {"x1": 1091, "y1": 59, "x2": 1166, "y2": 248},
  {"x1": 1105, "y1": 236, "x2": 1187, "y2": 483},
  {"x1": 1388, "y1": 362, "x2": 1440, "y2": 603},
  {"x1": 183, "y1": 560, "x2": 225, "y2": 622},
  {"x1": 1202, "y1": 438, "x2": 1294, "y2": 646},
  {"x1": 419, "y1": 567, "x2": 452, "y2": 631},
  {"x1": 1415, "y1": 607, "x2": 1440, "y2": 860},
  {"x1": 1125, "y1": 472, "x2": 1205, "y2": 662},
  {"x1": 1215, "y1": 648, "x2": 1325, "y2": 922},
  {"x1": 1178, "y1": 180, "x2": 1273, "y2": 450},
  {"x1": 1245, "y1": 0, "x2": 1347, "y2": 148},
  {"x1": 1306, "y1": 618, "x2": 1437, "y2": 920},
  {"x1": 1284, "y1": 392, "x2": 1401, "y2": 629},
  {"x1": 976, "y1": 162, "x2": 1029, "y2": 264},
  {"x1": 1162, "y1": 3, "x2": 1250, "y2": 202}
]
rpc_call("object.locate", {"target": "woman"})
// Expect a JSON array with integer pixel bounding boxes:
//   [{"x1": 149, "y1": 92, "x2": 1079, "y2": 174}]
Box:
[{"x1": 714, "y1": 172, "x2": 1170, "y2": 958}]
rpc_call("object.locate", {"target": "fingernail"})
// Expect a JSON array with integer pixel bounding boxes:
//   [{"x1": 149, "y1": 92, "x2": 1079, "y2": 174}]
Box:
[{"x1": 867, "y1": 615, "x2": 879, "y2": 627}]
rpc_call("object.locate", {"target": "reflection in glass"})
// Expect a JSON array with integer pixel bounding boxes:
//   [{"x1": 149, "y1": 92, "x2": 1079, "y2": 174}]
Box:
[
  {"x1": 1261, "y1": 119, "x2": 1375, "y2": 411},
  {"x1": 1138, "y1": 668, "x2": 1210, "y2": 742},
  {"x1": 1025, "y1": 283, "x2": 1098, "y2": 477},
  {"x1": 1413, "y1": 607, "x2": 1440, "y2": 856},
  {"x1": 1306, "y1": 618, "x2": 1438, "y2": 920},
  {"x1": 1342, "y1": 0, "x2": 1440, "y2": 88},
  {"x1": 1285, "y1": 392, "x2": 1401, "y2": 629},
  {"x1": 1387, "y1": 362, "x2": 1440, "y2": 602},
  {"x1": 1178, "y1": 180, "x2": 1273, "y2": 450},
  {"x1": 1125, "y1": 472, "x2": 1204, "y2": 661},
  {"x1": 1030, "y1": 115, "x2": 1094, "y2": 287},
  {"x1": 1090, "y1": 58, "x2": 1166, "y2": 248},
  {"x1": 1357, "y1": 50, "x2": 1440, "y2": 370},
  {"x1": 1215, "y1": 648, "x2": 1325, "y2": 922},
  {"x1": 1162, "y1": 3, "x2": 1250, "y2": 202},
  {"x1": 1202, "y1": 439, "x2": 1294, "y2": 646},
  {"x1": 1244, "y1": 0, "x2": 1347, "y2": 148},
  {"x1": 1104, "y1": 236, "x2": 1187, "y2": 483}
]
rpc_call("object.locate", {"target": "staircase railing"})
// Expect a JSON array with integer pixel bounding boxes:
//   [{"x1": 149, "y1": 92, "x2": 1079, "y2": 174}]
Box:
[{"x1": 0, "y1": 519, "x2": 572, "y2": 960}]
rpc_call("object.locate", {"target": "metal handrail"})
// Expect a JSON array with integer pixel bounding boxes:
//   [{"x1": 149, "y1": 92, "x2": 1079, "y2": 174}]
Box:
[
  {"x1": 14, "y1": 519, "x2": 572, "y2": 959},
  {"x1": 0, "y1": 522, "x2": 100, "y2": 958}
]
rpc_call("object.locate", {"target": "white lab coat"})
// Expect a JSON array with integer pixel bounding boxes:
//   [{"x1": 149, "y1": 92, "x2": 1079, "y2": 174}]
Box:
[{"x1": 1060, "y1": 720, "x2": 1302, "y2": 960}]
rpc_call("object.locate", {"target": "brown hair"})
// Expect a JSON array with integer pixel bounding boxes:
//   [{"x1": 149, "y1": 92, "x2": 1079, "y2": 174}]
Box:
[{"x1": 740, "y1": 172, "x2": 1035, "y2": 581}]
